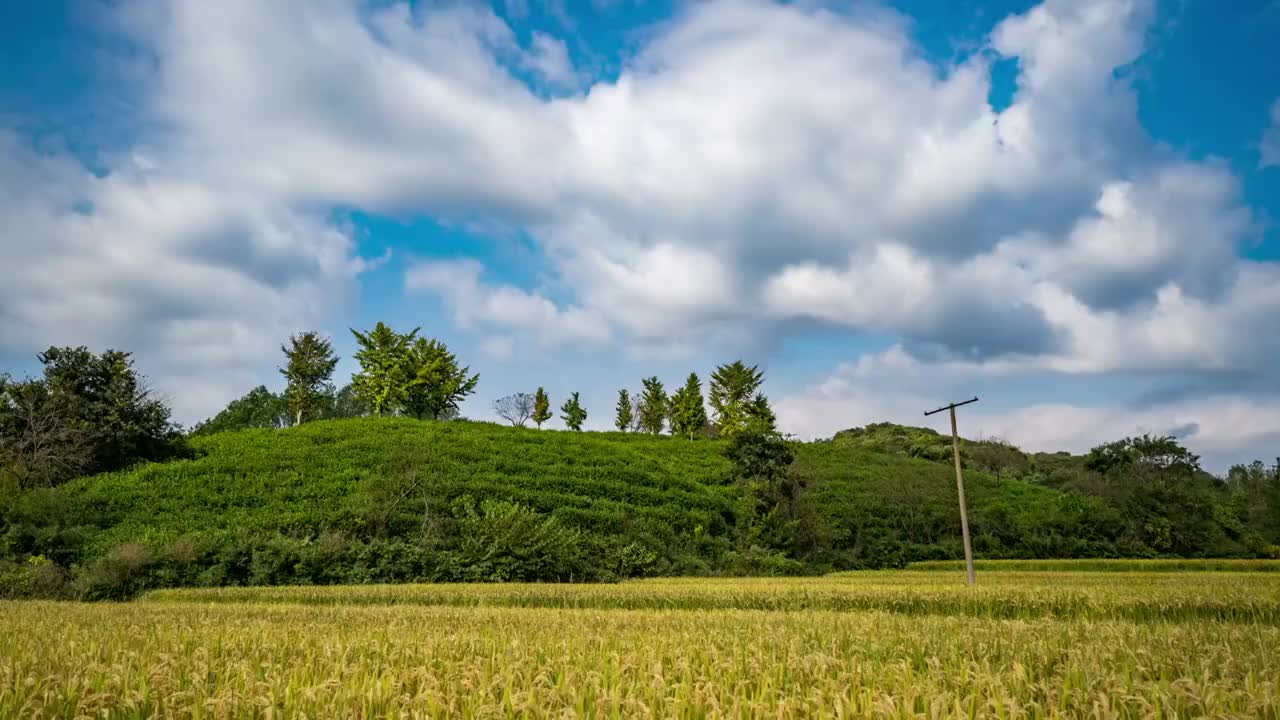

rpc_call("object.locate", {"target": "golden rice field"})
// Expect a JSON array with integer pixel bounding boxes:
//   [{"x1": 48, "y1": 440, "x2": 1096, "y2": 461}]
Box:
[{"x1": 4, "y1": 570, "x2": 1280, "y2": 718}]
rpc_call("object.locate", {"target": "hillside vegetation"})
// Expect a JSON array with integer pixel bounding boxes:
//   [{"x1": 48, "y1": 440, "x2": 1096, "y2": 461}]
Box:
[{"x1": 5, "y1": 416, "x2": 1277, "y2": 599}]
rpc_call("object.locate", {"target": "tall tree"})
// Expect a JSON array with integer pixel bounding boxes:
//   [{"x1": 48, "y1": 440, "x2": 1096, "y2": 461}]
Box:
[
  {"x1": 532, "y1": 387, "x2": 553, "y2": 429},
  {"x1": 280, "y1": 332, "x2": 339, "y2": 425},
  {"x1": 669, "y1": 372, "x2": 709, "y2": 440},
  {"x1": 0, "y1": 346, "x2": 184, "y2": 486},
  {"x1": 747, "y1": 392, "x2": 777, "y2": 435},
  {"x1": 350, "y1": 323, "x2": 417, "y2": 416},
  {"x1": 0, "y1": 376, "x2": 92, "y2": 489},
  {"x1": 324, "y1": 383, "x2": 369, "y2": 419},
  {"x1": 709, "y1": 361, "x2": 770, "y2": 437},
  {"x1": 560, "y1": 392, "x2": 587, "y2": 431},
  {"x1": 403, "y1": 338, "x2": 479, "y2": 420},
  {"x1": 192, "y1": 386, "x2": 289, "y2": 435},
  {"x1": 614, "y1": 389, "x2": 633, "y2": 432},
  {"x1": 493, "y1": 393, "x2": 535, "y2": 427},
  {"x1": 638, "y1": 377, "x2": 668, "y2": 435}
]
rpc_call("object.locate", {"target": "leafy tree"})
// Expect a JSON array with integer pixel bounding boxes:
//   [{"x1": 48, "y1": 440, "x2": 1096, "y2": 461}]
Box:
[
  {"x1": 403, "y1": 338, "x2": 478, "y2": 420},
  {"x1": 746, "y1": 392, "x2": 777, "y2": 435},
  {"x1": 0, "y1": 377, "x2": 93, "y2": 489},
  {"x1": 494, "y1": 393, "x2": 535, "y2": 427},
  {"x1": 709, "y1": 361, "x2": 770, "y2": 437},
  {"x1": 638, "y1": 377, "x2": 667, "y2": 434},
  {"x1": 725, "y1": 431, "x2": 811, "y2": 555},
  {"x1": 614, "y1": 389, "x2": 633, "y2": 432},
  {"x1": 532, "y1": 387, "x2": 552, "y2": 429},
  {"x1": 628, "y1": 390, "x2": 645, "y2": 432},
  {"x1": 192, "y1": 386, "x2": 289, "y2": 435},
  {"x1": 668, "y1": 372, "x2": 709, "y2": 439},
  {"x1": 0, "y1": 346, "x2": 183, "y2": 486},
  {"x1": 560, "y1": 392, "x2": 587, "y2": 431},
  {"x1": 324, "y1": 383, "x2": 368, "y2": 419},
  {"x1": 279, "y1": 332, "x2": 339, "y2": 425},
  {"x1": 38, "y1": 346, "x2": 184, "y2": 471},
  {"x1": 1084, "y1": 435, "x2": 1223, "y2": 555},
  {"x1": 351, "y1": 323, "x2": 417, "y2": 416}
]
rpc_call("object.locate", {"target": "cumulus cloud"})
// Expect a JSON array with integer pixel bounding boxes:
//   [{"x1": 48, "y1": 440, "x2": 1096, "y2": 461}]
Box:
[
  {"x1": 1262, "y1": 99, "x2": 1280, "y2": 169},
  {"x1": 405, "y1": 258, "x2": 611, "y2": 346},
  {"x1": 2, "y1": 0, "x2": 1277, "y2": 433},
  {"x1": 774, "y1": 346, "x2": 1280, "y2": 472}
]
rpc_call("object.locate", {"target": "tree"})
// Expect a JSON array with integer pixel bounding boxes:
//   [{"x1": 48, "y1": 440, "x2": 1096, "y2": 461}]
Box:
[
  {"x1": 668, "y1": 372, "x2": 709, "y2": 440},
  {"x1": 628, "y1": 390, "x2": 645, "y2": 432},
  {"x1": 614, "y1": 389, "x2": 633, "y2": 432},
  {"x1": 724, "y1": 431, "x2": 811, "y2": 554},
  {"x1": 494, "y1": 393, "x2": 535, "y2": 427},
  {"x1": 532, "y1": 387, "x2": 552, "y2": 429},
  {"x1": 0, "y1": 377, "x2": 93, "y2": 489},
  {"x1": 0, "y1": 346, "x2": 184, "y2": 486},
  {"x1": 709, "y1": 361, "x2": 774, "y2": 437},
  {"x1": 192, "y1": 386, "x2": 289, "y2": 435},
  {"x1": 280, "y1": 332, "x2": 339, "y2": 425},
  {"x1": 403, "y1": 338, "x2": 478, "y2": 420},
  {"x1": 746, "y1": 392, "x2": 777, "y2": 435},
  {"x1": 1084, "y1": 434, "x2": 1222, "y2": 555},
  {"x1": 560, "y1": 392, "x2": 587, "y2": 431},
  {"x1": 351, "y1": 323, "x2": 417, "y2": 416},
  {"x1": 324, "y1": 383, "x2": 369, "y2": 419},
  {"x1": 638, "y1": 377, "x2": 667, "y2": 434}
]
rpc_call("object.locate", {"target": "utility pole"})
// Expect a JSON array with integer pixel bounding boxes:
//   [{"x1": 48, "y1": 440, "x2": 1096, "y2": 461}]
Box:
[{"x1": 925, "y1": 397, "x2": 979, "y2": 586}]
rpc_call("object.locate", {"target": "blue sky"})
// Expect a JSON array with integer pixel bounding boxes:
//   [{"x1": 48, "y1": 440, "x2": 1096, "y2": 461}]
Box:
[{"x1": 1, "y1": 0, "x2": 1278, "y2": 470}]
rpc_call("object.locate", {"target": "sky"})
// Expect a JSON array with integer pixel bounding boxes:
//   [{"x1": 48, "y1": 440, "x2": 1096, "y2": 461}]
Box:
[{"x1": 0, "y1": 0, "x2": 1278, "y2": 471}]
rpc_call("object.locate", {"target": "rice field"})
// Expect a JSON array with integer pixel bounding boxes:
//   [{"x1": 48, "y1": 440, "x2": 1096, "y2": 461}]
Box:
[{"x1": 4, "y1": 569, "x2": 1280, "y2": 718}]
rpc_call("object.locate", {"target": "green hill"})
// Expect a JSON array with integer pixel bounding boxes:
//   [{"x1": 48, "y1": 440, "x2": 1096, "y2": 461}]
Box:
[{"x1": 1, "y1": 417, "x2": 1271, "y2": 599}]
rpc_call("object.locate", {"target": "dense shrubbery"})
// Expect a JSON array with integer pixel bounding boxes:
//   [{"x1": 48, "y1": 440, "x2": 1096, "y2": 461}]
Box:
[{"x1": 2, "y1": 416, "x2": 1278, "y2": 599}]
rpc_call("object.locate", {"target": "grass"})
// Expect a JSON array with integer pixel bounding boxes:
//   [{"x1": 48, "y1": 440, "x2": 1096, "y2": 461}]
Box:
[
  {"x1": 5, "y1": 569, "x2": 1280, "y2": 718},
  {"x1": 908, "y1": 558, "x2": 1280, "y2": 572}
]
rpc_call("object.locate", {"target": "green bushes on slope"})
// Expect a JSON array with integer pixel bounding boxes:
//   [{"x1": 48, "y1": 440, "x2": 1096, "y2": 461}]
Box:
[{"x1": 3, "y1": 417, "x2": 1276, "y2": 599}]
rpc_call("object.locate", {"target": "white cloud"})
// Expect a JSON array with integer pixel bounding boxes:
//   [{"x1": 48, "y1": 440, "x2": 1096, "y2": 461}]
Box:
[
  {"x1": 1262, "y1": 98, "x2": 1280, "y2": 169},
  {"x1": 521, "y1": 32, "x2": 577, "y2": 89},
  {"x1": 405, "y1": 258, "x2": 611, "y2": 346},
  {"x1": 2, "y1": 0, "x2": 1277, "y2": 428},
  {"x1": 774, "y1": 346, "x2": 1280, "y2": 472}
]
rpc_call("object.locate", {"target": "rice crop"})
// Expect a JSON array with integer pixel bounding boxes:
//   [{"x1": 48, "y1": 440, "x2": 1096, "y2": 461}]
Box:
[
  {"x1": 144, "y1": 571, "x2": 1280, "y2": 624},
  {"x1": 906, "y1": 558, "x2": 1280, "y2": 572},
  {"x1": 5, "y1": 570, "x2": 1279, "y2": 718}
]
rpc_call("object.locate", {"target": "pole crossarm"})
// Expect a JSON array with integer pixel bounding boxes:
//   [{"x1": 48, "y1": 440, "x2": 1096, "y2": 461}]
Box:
[{"x1": 923, "y1": 397, "x2": 979, "y2": 417}]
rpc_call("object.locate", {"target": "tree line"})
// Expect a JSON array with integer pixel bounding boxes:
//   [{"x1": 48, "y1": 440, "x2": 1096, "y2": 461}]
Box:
[
  {"x1": 494, "y1": 361, "x2": 777, "y2": 439},
  {"x1": 0, "y1": 323, "x2": 786, "y2": 489}
]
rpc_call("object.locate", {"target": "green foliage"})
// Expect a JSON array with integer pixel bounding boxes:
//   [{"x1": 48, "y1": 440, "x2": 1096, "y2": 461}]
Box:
[
  {"x1": 279, "y1": 332, "x2": 339, "y2": 425},
  {"x1": 708, "y1": 361, "x2": 773, "y2": 437},
  {"x1": 453, "y1": 497, "x2": 585, "y2": 581},
  {"x1": 4, "y1": 416, "x2": 1279, "y2": 599},
  {"x1": 668, "y1": 373, "x2": 709, "y2": 440},
  {"x1": 560, "y1": 392, "x2": 587, "y2": 431},
  {"x1": 614, "y1": 389, "x2": 633, "y2": 432},
  {"x1": 638, "y1": 377, "x2": 667, "y2": 434},
  {"x1": 0, "y1": 347, "x2": 185, "y2": 488},
  {"x1": 192, "y1": 386, "x2": 289, "y2": 435},
  {"x1": 403, "y1": 338, "x2": 479, "y2": 420},
  {"x1": 350, "y1": 323, "x2": 416, "y2": 416},
  {"x1": 324, "y1": 383, "x2": 369, "y2": 419},
  {"x1": 532, "y1": 387, "x2": 552, "y2": 429}
]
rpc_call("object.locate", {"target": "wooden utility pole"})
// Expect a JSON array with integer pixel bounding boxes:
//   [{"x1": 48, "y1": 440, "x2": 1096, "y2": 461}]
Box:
[{"x1": 925, "y1": 397, "x2": 979, "y2": 586}]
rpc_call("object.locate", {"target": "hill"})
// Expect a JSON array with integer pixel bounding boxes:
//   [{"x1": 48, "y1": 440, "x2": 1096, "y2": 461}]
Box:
[{"x1": 2, "y1": 418, "x2": 1273, "y2": 598}]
